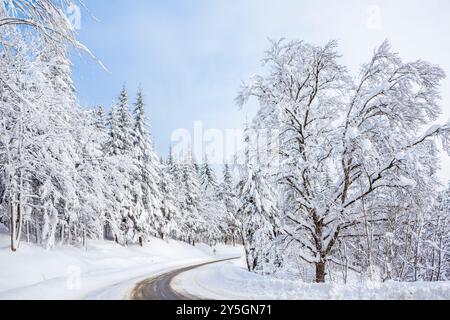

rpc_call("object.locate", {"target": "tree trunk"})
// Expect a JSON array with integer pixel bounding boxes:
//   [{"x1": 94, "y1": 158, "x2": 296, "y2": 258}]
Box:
[
  {"x1": 26, "y1": 221, "x2": 30, "y2": 243},
  {"x1": 10, "y1": 203, "x2": 17, "y2": 252},
  {"x1": 436, "y1": 230, "x2": 443, "y2": 281},
  {"x1": 139, "y1": 236, "x2": 143, "y2": 247},
  {"x1": 16, "y1": 203, "x2": 23, "y2": 247},
  {"x1": 35, "y1": 221, "x2": 40, "y2": 245},
  {"x1": 315, "y1": 261, "x2": 326, "y2": 283},
  {"x1": 10, "y1": 198, "x2": 23, "y2": 252},
  {"x1": 83, "y1": 229, "x2": 87, "y2": 249}
]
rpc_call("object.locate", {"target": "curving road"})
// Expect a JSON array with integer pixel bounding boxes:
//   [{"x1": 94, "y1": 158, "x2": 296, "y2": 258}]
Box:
[{"x1": 130, "y1": 257, "x2": 239, "y2": 300}]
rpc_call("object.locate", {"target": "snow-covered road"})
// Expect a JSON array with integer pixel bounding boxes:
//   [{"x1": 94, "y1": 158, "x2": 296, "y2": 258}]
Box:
[
  {"x1": 85, "y1": 256, "x2": 240, "y2": 300},
  {"x1": 0, "y1": 234, "x2": 243, "y2": 300},
  {"x1": 1, "y1": 256, "x2": 230, "y2": 300},
  {"x1": 129, "y1": 257, "x2": 240, "y2": 300}
]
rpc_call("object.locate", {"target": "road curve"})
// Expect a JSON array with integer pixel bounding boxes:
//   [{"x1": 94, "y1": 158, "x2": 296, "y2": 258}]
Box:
[{"x1": 130, "y1": 257, "x2": 239, "y2": 300}]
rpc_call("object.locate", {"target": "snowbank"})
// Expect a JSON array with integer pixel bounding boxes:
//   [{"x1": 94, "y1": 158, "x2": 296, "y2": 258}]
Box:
[
  {"x1": 0, "y1": 233, "x2": 242, "y2": 300},
  {"x1": 174, "y1": 259, "x2": 450, "y2": 300}
]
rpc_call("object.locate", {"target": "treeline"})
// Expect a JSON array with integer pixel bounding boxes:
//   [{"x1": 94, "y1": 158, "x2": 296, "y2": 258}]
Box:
[
  {"x1": 97, "y1": 85, "x2": 241, "y2": 247},
  {"x1": 0, "y1": 51, "x2": 241, "y2": 250},
  {"x1": 0, "y1": 9, "x2": 240, "y2": 251}
]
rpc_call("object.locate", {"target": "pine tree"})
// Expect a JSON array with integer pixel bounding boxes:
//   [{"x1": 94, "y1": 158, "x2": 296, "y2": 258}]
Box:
[
  {"x1": 200, "y1": 155, "x2": 218, "y2": 196},
  {"x1": 236, "y1": 123, "x2": 279, "y2": 271},
  {"x1": 106, "y1": 101, "x2": 122, "y2": 156},
  {"x1": 117, "y1": 85, "x2": 134, "y2": 154},
  {"x1": 199, "y1": 156, "x2": 226, "y2": 244},
  {"x1": 158, "y1": 158, "x2": 180, "y2": 240},
  {"x1": 106, "y1": 97, "x2": 138, "y2": 246},
  {"x1": 180, "y1": 150, "x2": 204, "y2": 245},
  {"x1": 219, "y1": 164, "x2": 240, "y2": 245},
  {"x1": 223, "y1": 164, "x2": 233, "y2": 187},
  {"x1": 95, "y1": 105, "x2": 106, "y2": 130},
  {"x1": 131, "y1": 87, "x2": 162, "y2": 245},
  {"x1": 237, "y1": 165, "x2": 279, "y2": 272}
]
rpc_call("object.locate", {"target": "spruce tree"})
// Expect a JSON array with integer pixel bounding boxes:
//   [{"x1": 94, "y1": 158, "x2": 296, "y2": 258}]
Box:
[
  {"x1": 200, "y1": 155, "x2": 218, "y2": 196},
  {"x1": 237, "y1": 165, "x2": 279, "y2": 272},
  {"x1": 158, "y1": 158, "x2": 180, "y2": 240},
  {"x1": 117, "y1": 85, "x2": 134, "y2": 154},
  {"x1": 132, "y1": 87, "x2": 162, "y2": 244},
  {"x1": 219, "y1": 164, "x2": 240, "y2": 245},
  {"x1": 180, "y1": 150, "x2": 203, "y2": 245},
  {"x1": 106, "y1": 101, "x2": 122, "y2": 156},
  {"x1": 95, "y1": 105, "x2": 106, "y2": 130}
]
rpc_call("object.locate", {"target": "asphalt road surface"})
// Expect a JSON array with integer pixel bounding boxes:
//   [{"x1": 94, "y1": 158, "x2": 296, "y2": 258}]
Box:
[{"x1": 130, "y1": 257, "x2": 239, "y2": 300}]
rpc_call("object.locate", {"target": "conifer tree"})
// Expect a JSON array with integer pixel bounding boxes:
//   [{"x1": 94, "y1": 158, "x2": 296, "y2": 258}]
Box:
[
  {"x1": 219, "y1": 164, "x2": 240, "y2": 245},
  {"x1": 106, "y1": 101, "x2": 122, "y2": 156},
  {"x1": 237, "y1": 165, "x2": 279, "y2": 272},
  {"x1": 180, "y1": 150, "x2": 204, "y2": 245},
  {"x1": 132, "y1": 87, "x2": 162, "y2": 244},
  {"x1": 117, "y1": 85, "x2": 134, "y2": 154},
  {"x1": 95, "y1": 105, "x2": 106, "y2": 130}
]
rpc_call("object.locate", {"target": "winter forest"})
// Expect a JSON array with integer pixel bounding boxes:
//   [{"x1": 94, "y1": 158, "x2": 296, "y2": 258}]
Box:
[{"x1": 1, "y1": 0, "x2": 449, "y2": 294}]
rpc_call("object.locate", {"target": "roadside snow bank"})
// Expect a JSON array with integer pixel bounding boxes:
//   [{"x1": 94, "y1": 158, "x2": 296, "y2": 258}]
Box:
[
  {"x1": 0, "y1": 233, "x2": 242, "y2": 300},
  {"x1": 174, "y1": 259, "x2": 450, "y2": 300}
]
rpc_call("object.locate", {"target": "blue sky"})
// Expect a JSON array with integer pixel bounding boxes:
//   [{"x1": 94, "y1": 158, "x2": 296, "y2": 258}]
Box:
[{"x1": 71, "y1": 0, "x2": 450, "y2": 181}]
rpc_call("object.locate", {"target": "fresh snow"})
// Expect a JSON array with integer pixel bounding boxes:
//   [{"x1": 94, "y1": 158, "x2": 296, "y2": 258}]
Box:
[
  {"x1": 0, "y1": 232, "x2": 242, "y2": 300},
  {"x1": 1, "y1": 2, "x2": 449, "y2": 298},
  {"x1": 3, "y1": 234, "x2": 446, "y2": 301},
  {"x1": 174, "y1": 259, "x2": 450, "y2": 300}
]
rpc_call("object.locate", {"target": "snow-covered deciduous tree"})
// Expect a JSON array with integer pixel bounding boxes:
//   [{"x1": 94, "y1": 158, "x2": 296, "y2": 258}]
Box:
[
  {"x1": 238, "y1": 39, "x2": 450, "y2": 282},
  {"x1": 0, "y1": 1, "x2": 104, "y2": 68},
  {"x1": 435, "y1": 183, "x2": 450, "y2": 281},
  {"x1": 0, "y1": 0, "x2": 78, "y2": 43},
  {"x1": 0, "y1": 30, "x2": 76, "y2": 250}
]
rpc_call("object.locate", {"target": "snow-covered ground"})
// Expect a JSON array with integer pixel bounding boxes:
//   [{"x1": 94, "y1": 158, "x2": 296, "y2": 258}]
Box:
[
  {"x1": 174, "y1": 258, "x2": 450, "y2": 300},
  {"x1": 2, "y1": 230, "x2": 449, "y2": 300},
  {"x1": 0, "y1": 232, "x2": 242, "y2": 300}
]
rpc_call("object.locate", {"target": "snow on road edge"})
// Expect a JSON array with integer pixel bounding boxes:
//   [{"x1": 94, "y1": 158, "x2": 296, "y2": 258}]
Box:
[{"x1": 173, "y1": 259, "x2": 450, "y2": 300}]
